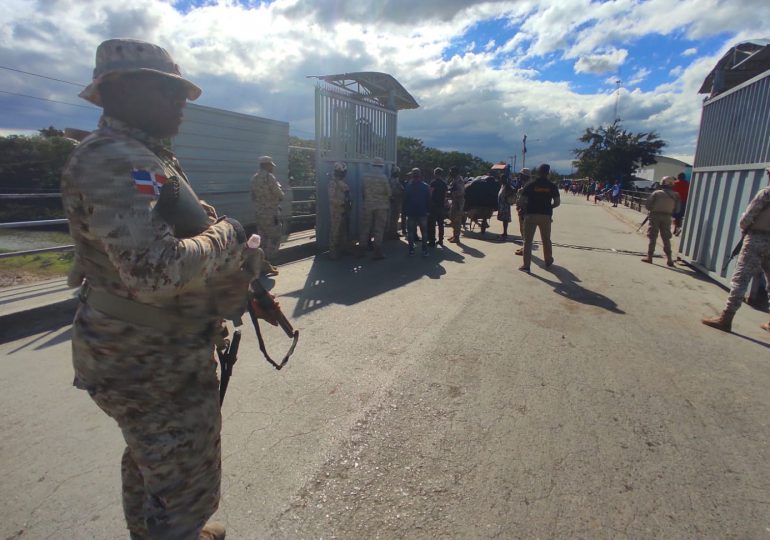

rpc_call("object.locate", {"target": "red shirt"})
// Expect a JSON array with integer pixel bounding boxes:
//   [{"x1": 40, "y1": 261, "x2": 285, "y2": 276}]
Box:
[{"x1": 673, "y1": 179, "x2": 689, "y2": 204}]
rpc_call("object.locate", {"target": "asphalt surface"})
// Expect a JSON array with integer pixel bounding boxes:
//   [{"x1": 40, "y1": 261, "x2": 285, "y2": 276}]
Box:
[{"x1": 1, "y1": 196, "x2": 769, "y2": 539}]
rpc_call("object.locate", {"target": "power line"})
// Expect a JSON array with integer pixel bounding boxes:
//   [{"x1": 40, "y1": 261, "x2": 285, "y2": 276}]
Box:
[
  {"x1": 0, "y1": 90, "x2": 97, "y2": 110},
  {"x1": 0, "y1": 65, "x2": 84, "y2": 87}
]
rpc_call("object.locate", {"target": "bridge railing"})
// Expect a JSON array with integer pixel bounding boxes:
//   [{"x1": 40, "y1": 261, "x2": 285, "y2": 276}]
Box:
[{"x1": 0, "y1": 188, "x2": 317, "y2": 259}]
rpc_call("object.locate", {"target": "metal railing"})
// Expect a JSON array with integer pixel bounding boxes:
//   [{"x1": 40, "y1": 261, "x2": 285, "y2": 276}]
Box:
[
  {"x1": 0, "y1": 187, "x2": 317, "y2": 259},
  {"x1": 620, "y1": 190, "x2": 649, "y2": 212}
]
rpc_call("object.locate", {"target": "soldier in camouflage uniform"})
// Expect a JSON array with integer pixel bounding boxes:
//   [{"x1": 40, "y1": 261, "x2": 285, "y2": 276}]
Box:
[
  {"x1": 359, "y1": 157, "x2": 392, "y2": 259},
  {"x1": 328, "y1": 161, "x2": 352, "y2": 259},
  {"x1": 703, "y1": 165, "x2": 770, "y2": 334},
  {"x1": 387, "y1": 166, "x2": 404, "y2": 240},
  {"x1": 62, "y1": 38, "x2": 273, "y2": 540},
  {"x1": 641, "y1": 176, "x2": 680, "y2": 266},
  {"x1": 251, "y1": 156, "x2": 284, "y2": 275}
]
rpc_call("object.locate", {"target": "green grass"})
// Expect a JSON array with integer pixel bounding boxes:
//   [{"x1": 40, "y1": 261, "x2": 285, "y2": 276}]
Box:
[{"x1": 0, "y1": 251, "x2": 74, "y2": 278}]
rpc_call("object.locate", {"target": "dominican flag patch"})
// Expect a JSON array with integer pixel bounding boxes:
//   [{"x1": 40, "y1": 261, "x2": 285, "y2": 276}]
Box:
[{"x1": 131, "y1": 169, "x2": 167, "y2": 196}]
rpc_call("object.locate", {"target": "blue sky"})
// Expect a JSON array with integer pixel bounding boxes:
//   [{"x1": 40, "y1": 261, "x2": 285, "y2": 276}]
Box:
[{"x1": 1, "y1": 0, "x2": 769, "y2": 171}]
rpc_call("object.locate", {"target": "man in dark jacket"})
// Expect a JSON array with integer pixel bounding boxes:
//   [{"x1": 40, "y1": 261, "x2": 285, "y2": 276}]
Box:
[
  {"x1": 518, "y1": 163, "x2": 560, "y2": 272},
  {"x1": 403, "y1": 168, "x2": 431, "y2": 256},
  {"x1": 428, "y1": 167, "x2": 448, "y2": 246}
]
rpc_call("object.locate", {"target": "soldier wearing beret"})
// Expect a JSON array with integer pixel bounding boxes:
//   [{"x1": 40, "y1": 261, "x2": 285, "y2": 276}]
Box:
[{"x1": 62, "y1": 38, "x2": 274, "y2": 540}]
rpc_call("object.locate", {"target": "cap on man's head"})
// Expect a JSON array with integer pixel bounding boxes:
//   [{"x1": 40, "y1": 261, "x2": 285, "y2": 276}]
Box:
[
  {"x1": 259, "y1": 156, "x2": 276, "y2": 166},
  {"x1": 677, "y1": 172, "x2": 686, "y2": 180},
  {"x1": 433, "y1": 167, "x2": 444, "y2": 176},
  {"x1": 372, "y1": 157, "x2": 385, "y2": 167},
  {"x1": 334, "y1": 161, "x2": 347, "y2": 173},
  {"x1": 519, "y1": 167, "x2": 531, "y2": 177},
  {"x1": 410, "y1": 167, "x2": 421, "y2": 176},
  {"x1": 79, "y1": 38, "x2": 201, "y2": 106}
]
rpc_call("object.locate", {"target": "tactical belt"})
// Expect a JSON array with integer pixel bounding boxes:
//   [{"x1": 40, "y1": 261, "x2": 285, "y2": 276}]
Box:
[{"x1": 79, "y1": 283, "x2": 214, "y2": 334}]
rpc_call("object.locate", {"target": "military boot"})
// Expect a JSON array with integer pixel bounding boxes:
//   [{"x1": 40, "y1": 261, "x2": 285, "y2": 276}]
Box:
[
  {"x1": 701, "y1": 310, "x2": 735, "y2": 332},
  {"x1": 665, "y1": 251, "x2": 675, "y2": 267},
  {"x1": 199, "y1": 521, "x2": 226, "y2": 540}
]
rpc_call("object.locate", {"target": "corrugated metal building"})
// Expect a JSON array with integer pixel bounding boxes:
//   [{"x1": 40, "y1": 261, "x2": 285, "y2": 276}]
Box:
[
  {"x1": 680, "y1": 40, "x2": 770, "y2": 302},
  {"x1": 172, "y1": 103, "x2": 290, "y2": 230},
  {"x1": 311, "y1": 72, "x2": 418, "y2": 248}
]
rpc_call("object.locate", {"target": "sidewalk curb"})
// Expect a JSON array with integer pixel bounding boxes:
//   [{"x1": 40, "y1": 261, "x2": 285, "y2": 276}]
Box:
[{"x1": 0, "y1": 238, "x2": 321, "y2": 344}]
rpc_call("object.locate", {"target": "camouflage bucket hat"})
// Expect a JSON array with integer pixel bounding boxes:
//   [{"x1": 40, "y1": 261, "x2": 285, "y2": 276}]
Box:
[{"x1": 79, "y1": 38, "x2": 202, "y2": 106}]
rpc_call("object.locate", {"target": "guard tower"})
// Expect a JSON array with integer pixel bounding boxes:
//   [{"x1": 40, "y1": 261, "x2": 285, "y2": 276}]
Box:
[{"x1": 310, "y1": 72, "x2": 418, "y2": 249}]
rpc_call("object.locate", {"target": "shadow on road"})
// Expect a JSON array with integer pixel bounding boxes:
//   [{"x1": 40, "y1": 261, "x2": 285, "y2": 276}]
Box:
[
  {"x1": 285, "y1": 240, "x2": 466, "y2": 318},
  {"x1": 530, "y1": 260, "x2": 625, "y2": 314},
  {"x1": 730, "y1": 331, "x2": 770, "y2": 351}
]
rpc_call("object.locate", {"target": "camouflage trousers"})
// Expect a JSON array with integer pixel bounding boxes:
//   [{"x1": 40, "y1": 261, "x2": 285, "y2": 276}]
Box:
[
  {"x1": 726, "y1": 232, "x2": 770, "y2": 313},
  {"x1": 647, "y1": 213, "x2": 673, "y2": 257},
  {"x1": 256, "y1": 216, "x2": 282, "y2": 261},
  {"x1": 360, "y1": 208, "x2": 388, "y2": 247},
  {"x1": 72, "y1": 304, "x2": 221, "y2": 540},
  {"x1": 329, "y1": 207, "x2": 349, "y2": 255},
  {"x1": 450, "y1": 197, "x2": 464, "y2": 238},
  {"x1": 387, "y1": 197, "x2": 403, "y2": 238}
]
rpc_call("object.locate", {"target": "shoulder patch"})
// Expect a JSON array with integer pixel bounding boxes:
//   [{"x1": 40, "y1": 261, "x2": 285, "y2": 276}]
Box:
[{"x1": 131, "y1": 169, "x2": 167, "y2": 196}]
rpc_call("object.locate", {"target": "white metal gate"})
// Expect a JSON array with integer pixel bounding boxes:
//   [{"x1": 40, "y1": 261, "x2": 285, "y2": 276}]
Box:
[{"x1": 680, "y1": 69, "x2": 770, "y2": 292}]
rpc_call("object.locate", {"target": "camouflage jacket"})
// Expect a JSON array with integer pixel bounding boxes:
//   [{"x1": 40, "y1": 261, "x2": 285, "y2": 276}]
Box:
[
  {"x1": 646, "y1": 188, "x2": 681, "y2": 215},
  {"x1": 61, "y1": 116, "x2": 251, "y2": 316},
  {"x1": 361, "y1": 172, "x2": 391, "y2": 210},
  {"x1": 389, "y1": 176, "x2": 404, "y2": 200},
  {"x1": 740, "y1": 185, "x2": 770, "y2": 233},
  {"x1": 251, "y1": 169, "x2": 284, "y2": 217},
  {"x1": 328, "y1": 177, "x2": 351, "y2": 212}
]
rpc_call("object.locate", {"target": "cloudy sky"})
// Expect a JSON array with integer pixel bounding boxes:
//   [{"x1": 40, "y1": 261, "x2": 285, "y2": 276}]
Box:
[{"x1": 1, "y1": 0, "x2": 768, "y2": 172}]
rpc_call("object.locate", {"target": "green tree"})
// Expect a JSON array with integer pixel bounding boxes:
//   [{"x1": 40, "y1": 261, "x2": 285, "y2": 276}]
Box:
[
  {"x1": 0, "y1": 132, "x2": 76, "y2": 192},
  {"x1": 572, "y1": 120, "x2": 665, "y2": 186},
  {"x1": 396, "y1": 136, "x2": 492, "y2": 177},
  {"x1": 288, "y1": 136, "x2": 315, "y2": 187}
]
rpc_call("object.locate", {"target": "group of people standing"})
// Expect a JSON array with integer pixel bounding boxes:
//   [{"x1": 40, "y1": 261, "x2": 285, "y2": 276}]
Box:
[
  {"x1": 327, "y1": 159, "x2": 562, "y2": 271},
  {"x1": 328, "y1": 161, "x2": 467, "y2": 258}
]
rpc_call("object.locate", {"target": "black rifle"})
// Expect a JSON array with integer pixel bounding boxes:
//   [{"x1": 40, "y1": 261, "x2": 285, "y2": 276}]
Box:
[
  {"x1": 722, "y1": 234, "x2": 745, "y2": 273},
  {"x1": 636, "y1": 215, "x2": 649, "y2": 231},
  {"x1": 217, "y1": 329, "x2": 242, "y2": 405}
]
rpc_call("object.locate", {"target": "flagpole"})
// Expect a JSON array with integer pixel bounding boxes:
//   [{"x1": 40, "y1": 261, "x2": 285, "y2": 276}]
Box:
[{"x1": 522, "y1": 134, "x2": 527, "y2": 170}]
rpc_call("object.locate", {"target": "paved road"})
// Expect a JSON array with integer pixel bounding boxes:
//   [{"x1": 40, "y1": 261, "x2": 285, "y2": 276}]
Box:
[{"x1": 2, "y1": 196, "x2": 769, "y2": 539}]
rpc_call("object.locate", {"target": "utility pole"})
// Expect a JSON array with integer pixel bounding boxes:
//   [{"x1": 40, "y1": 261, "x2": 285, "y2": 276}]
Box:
[
  {"x1": 522, "y1": 134, "x2": 527, "y2": 170},
  {"x1": 614, "y1": 79, "x2": 622, "y2": 122}
]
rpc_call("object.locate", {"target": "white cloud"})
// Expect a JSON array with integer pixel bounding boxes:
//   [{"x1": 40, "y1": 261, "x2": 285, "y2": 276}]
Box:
[
  {"x1": 682, "y1": 47, "x2": 697, "y2": 56},
  {"x1": 0, "y1": 0, "x2": 769, "y2": 172},
  {"x1": 669, "y1": 65, "x2": 684, "y2": 77},
  {"x1": 574, "y1": 48, "x2": 629, "y2": 74},
  {"x1": 627, "y1": 67, "x2": 651, "y2": 86}
]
